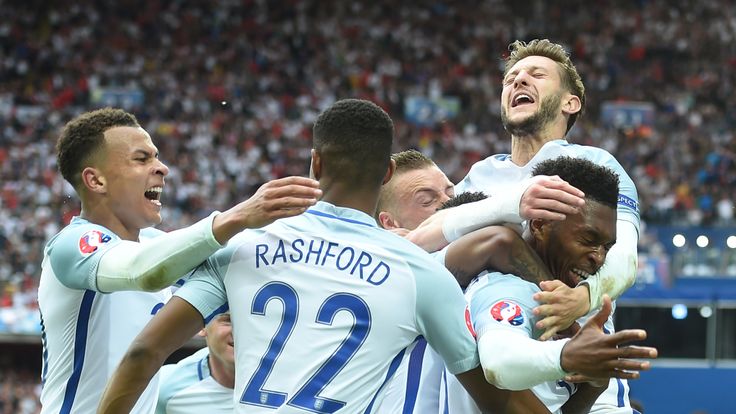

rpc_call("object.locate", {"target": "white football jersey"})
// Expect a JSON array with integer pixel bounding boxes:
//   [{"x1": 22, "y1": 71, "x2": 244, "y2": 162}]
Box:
[
  {"x1": 39, "y1": 217, "x2": 171, "y2": 414},
  {"x1": 156, "y1": 348, "x2": 233, "y2": 414},
  {"x1": 453, "y1": 139, "x2": 640, "y2": 412},
  {"x1": 176, "y1": 201, "x2": 479, "y2": 414},
  {"x1": 455, "y1": 139, "x2": 640, "y2": 234}
]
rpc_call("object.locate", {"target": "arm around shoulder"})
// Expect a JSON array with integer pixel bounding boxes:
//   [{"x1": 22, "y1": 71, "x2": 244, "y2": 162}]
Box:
[{"x1": 96, "y1": 213, "x2": 223, "y2": 292}]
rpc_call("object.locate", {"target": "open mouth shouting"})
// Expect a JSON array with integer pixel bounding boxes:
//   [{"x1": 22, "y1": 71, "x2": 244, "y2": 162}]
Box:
[{"x1": 144, "y1": 186, "x2": 163, "y2": 206}]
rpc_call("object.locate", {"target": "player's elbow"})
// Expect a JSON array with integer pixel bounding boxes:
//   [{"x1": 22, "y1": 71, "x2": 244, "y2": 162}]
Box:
[
  {"x1": 123, "y1": 337, "x2": 168, "y2": 369},
  {"x1": 134, "y1": 267, "x2": 174, "y2": 292}
]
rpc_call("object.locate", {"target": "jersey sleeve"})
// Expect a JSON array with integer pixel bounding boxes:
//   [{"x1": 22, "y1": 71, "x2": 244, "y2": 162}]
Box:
[
  {"x1": 46, "y1": 223, "x2": 120, "y2": 291},
  {"x1": 598, "y1": 152, "x2": 641, "y2": 236},
  {"x1": 468, "y1": 274, "x2": 539, "y2": 340},
  {"x1": 174, "y1": 244, "x2": 234, "y2": 323},
  {"x1": 413, "y1": 263, "x2": 479, "y2": 375}
]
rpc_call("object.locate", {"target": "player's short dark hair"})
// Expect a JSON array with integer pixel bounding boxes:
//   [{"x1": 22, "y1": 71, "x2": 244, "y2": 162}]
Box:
[
  {"x1": 57, "y1": 107, "x2": 140, "y2": 189},
  {"x1": 504, "y1": 39, "x2": 585, "y2": 134},
  {"x1": 313, "y1": 99, "x2": 394, "y2": 187},
  {"x1": 437, "y1": 191, "x2": 488, "y2": 210},
  {"x1": 532, "y1": 156, "x2": 619, "y2": 209}
]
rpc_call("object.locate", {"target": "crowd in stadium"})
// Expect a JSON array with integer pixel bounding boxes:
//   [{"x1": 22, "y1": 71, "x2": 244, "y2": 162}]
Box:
[{"x1": 0, "y1": 0, "x2": 735, "y2": 406}]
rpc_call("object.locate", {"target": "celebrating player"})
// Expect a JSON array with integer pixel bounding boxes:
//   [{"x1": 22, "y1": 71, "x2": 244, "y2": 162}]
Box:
[
  {"x1": 98, "y1": 99, "x2": 557, "y2": 414},
  {"x1": 442, "y1": 156, "x2": 655, "y2": 413},
  {"x1": 39, "y1": 108, "x2": 321, "y2": 414}
]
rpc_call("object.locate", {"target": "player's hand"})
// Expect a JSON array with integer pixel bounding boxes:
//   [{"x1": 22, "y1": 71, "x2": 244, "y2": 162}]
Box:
[
  {"x1": 559, "y1": 295, "x2": 657, "y2": 382},
  {"x1": 213, "y1": 176, "x2": 322, "y2": 243},
  {"x1": 533, "y1": 281, "x2": 590, "y2": 340},
  {"x1": 520, "y1": 175, "x2": 585, "y2": 221}
]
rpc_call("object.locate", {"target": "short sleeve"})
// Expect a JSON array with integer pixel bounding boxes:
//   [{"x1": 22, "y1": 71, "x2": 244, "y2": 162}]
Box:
[
  {"x1": 468, "y1": 274, "x2": 539, "y2": 340},
  {"x1": 46, "y1": 224, "x2": 120, "y2": 291},
  {"x1": 414, "y1": 264, "x2": 479, "y2": 375},
  {"x1": 174, "y1": 247, "x2": 232, "y2": 324}
]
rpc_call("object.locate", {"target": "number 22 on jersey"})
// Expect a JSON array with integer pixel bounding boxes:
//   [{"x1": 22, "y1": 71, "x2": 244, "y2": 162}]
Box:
[{"x1": 240, "y1": 281, "x2": 372, "y2": 413}]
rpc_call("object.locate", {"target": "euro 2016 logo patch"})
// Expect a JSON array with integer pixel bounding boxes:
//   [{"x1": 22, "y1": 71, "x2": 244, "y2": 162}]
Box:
[
  {"x1": 490, "y1": 300, "x2": 524, "y2": 326},
  {"x1": 79, "y1": 230, "x2": 112, "y2": 255}
]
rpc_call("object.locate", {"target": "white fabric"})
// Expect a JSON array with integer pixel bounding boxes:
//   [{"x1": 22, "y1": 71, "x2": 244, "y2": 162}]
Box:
[
  {"x1": 581, "y1": 220, "x2": 639, "y2": 310},
  {"x1": 96, "y1": 212, "x2": 222, "y2": 292},
  {"x1": 441, "y1": 180, "x2": 529, "y2": 243},
  {"x1": 478, "y1": 329, "x2": 568, "y2": 390},
  {"x1": 39, "y1": 221, "x2": 170, "y2": 414}
]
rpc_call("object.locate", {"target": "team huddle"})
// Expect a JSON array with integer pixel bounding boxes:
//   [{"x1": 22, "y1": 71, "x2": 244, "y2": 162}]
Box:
[{"x1": 38, "y1": 39, "x2": 656, "y2": 414}]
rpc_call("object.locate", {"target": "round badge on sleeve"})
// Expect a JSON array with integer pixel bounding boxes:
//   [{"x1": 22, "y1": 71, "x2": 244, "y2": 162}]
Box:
[
  {"x1": 78, "y1": 230, "x2": 112, "y2": 255},
  {"x1": 490, "y1": 300, "x2": 525, "y2": 326}
]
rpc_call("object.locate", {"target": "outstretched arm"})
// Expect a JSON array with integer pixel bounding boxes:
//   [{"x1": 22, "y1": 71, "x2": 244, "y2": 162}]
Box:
[
  {"x1": 405, "y1": 176, "x2": 584, "y2": 252},
  {"x1": 97, "y1": 297, "x2": 204, "y2": 413},
  {"x1": 96, "y1": 176, "x2": 321, "y2": 292},
  {"x1": 478, "y1": 296, "x2": 656, "y2": 391},
  {"x1": 444, "y1": 225, "x2": 553, "y2": 288}
]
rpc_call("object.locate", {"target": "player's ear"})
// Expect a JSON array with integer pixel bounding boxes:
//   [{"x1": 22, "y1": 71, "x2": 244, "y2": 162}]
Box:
[
  {"x1": 81, "y1": 166, "x2": 107, "y2": 194},
  {"x1": 196, "y1": 328, "x2": 207, "y2": 338},
  {"x1": 382, "y1": 159, "x2": 396, "y2": 185},
  {"x1": 309, "y1": 149, "x2": 322, "y2": 180},
  {"x1": 378, "y1": 211, "x2": 399, "y2": 230},
  {"x1": 529, "y1": 218, "x2": 551, "y2": 242},
  {"x1": 561, "y1": 93, "x2": 581, "y2": 116}
]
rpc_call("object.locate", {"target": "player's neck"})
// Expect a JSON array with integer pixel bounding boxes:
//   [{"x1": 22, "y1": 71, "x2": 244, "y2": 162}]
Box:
[
  {"x1": 208, "y1": 355, "x2": 235, "y2": 389},
  {"x1": 319, "y1": 179, "x2": 380, "y2": 217},
  {"x1": 79, "y1": 205, "x2": 140, "y2": 241},
  {"x1": 510, "y1": 128, "x2": 563, "y2": 166}
]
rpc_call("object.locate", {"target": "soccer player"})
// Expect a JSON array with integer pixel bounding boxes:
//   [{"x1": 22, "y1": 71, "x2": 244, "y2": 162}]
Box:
[
  {"x1": 39, "y1": 108, "x2": 321, "y2": 414},
  {"x1": 98, "y1": 99, "x2": 562, "y2": 414},
  {"x1": 156, "y1": 313, "x2": 234, "y2": 414},
  {"x1": 442, "y1": 156, "x2": 653, "y2": 413},
  {"x1": 408, "y1": 39, "x2": 644, "y2": 413},
  {"x1": 408, "y1": 38, "x2": 640, "y2": 341},
  {"x1": 374, "y1": 152, "x2": 652, "y2": 413}
]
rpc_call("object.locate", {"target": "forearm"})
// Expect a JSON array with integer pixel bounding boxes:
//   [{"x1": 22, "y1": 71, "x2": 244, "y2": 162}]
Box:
[
  {"x1": 478, "y1": 329, "x2": 568, "y2": 390},
  {"x1": 97, "y1": 342, "x2": 166, "y2": 413},
  {"x1": 580, "y1": 220, "x2": 638, "y2": 310},
  {"x1": 96, "y1": 213, "x2": 222, "y2": 292},
  {"x1": 445, "y1": 226, "x2": 552, "y2": 289},
  {"x1": 560, "y1": 382, "x2": 606, "y2": 414},
  {"x1": 442, "y1": 191, "x2": 524, "y2": 243},
  {"x1": 98, "y1": 297, "x2": 204, "y2": 413}
]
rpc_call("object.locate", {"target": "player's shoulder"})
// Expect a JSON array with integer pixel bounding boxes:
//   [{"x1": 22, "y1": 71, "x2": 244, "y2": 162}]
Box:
[
  {"x1": 159, "y1": 348, "x2": 210, "y2": 400},
  {"x1": 140, "y1": 226, "x2": 166, "y2": 240},
  {"x1": 467, "y1": 271, "x2": 540, "y2": 300},
  {"x1": 550, "y1": 140, "x2": 621, "y2": 164},
  {"x1": 45, "y1": 217, "x2": 117, "y2": 257}
]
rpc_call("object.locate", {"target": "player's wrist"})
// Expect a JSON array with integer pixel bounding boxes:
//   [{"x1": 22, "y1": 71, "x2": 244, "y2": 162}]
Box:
[{"x1": 573, "y1": 284, "x2": 591, "y2": 316}]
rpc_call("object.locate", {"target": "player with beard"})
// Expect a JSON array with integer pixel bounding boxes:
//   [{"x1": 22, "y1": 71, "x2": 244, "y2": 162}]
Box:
[
  {"x1": 405, "y1": 39, "x2": 642, "y2": 413},
  {"x1": 441, "y1": 156, "x2": 653, "y2": 414}
]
